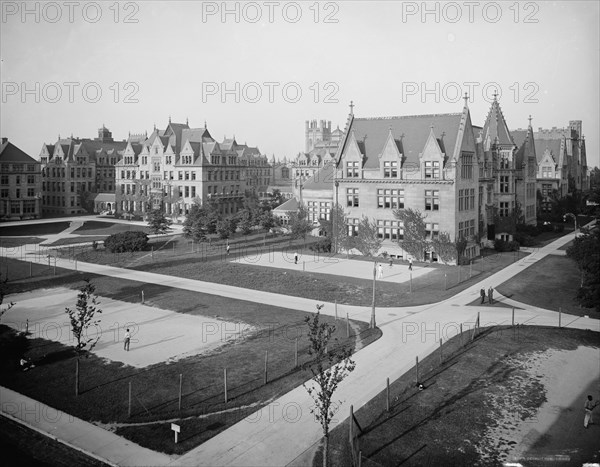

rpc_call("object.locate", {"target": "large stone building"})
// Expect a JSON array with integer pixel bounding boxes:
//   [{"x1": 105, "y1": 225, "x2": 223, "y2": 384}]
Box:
[
  {"x1": 0, "y1": 138, "x2": 42, "y2": 220},
  {"x1": 115, "y1": 119, "x2": 271, "y2": 219},
  {"x1": 38, "y1": 126, "x2": 126, "y2": 215}
]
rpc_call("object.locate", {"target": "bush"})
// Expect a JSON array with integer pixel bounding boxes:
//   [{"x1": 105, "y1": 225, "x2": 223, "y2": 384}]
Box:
[
  {"x1": 104, "y1": 231, "x2": 149, "y2": 253},
  {"x1": 309, "y1": 237, "x2": 332, "y2": 253},
  {"x1": 494, "y1": 239, "x2": 520, "y2": 252},
  {"x1": 514, "y1": 232, "x2": 537, "y2": 247}
]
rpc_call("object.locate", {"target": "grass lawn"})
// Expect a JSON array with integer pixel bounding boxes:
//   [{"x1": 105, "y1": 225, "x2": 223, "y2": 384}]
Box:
[
  {"x1": 45, "y1": 236, "x2": 108, "y2": 247},
  {"x1": 0, "y1": 222, "x2": 71, "y2": 237},
  {"x1": 58, "y1": 237, "x2": 529, "y2": 308},
  {"x1": 0, "y1": 416, "x2": 110, "y2": 467},
  {"x1": 496, "y1": 255, "x2": 596, "y2": 318},
  {"x1": 324, "y1": 327, "x2": 600, "y2": 467},
  {"x1": 71, "y1": 221, "x2": 152, "y2": 236},
  {"x1": 1, "y1": 265, "x2": 379, "y2": 454},
  {"x1": 0, "y1": 237, "x2": 45, "y2": 247}
]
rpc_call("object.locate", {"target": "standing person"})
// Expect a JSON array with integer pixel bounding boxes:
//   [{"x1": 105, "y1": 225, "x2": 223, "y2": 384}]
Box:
[
  {"x1": 480, "y1": 288, "x2": 486, "y2": 304},
  {"x1": 378, "y1": 263, "x2": 383, "y2": 279},
  {"x1": 226, "y1": 244, "x2": 230, "y2": 256},
  {"x1": 488, "y1": 286, "x2": 494, "y2": 305},
  {"x1": 408, "y1": 258, "x2": 413, "y2": 271},
  {"x1": 294, "y1": 252, "x2": 298, "y2": 264},
  {"x1": 124, "y1": 328, "x2": 131, "y2": 351},
  {"x1": 389, "y1": 257, "x2": 393, "y2": 268},
  {"x1": 584, "y1": 395, "x2": 599, "y2": 428}
]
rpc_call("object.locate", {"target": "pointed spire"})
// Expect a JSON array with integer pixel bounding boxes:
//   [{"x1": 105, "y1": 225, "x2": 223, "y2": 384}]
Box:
[
  {"x1": 349, "y1": 100, "x2": 354, "y2": 115},
  {"x1": 204, "y1": 120, "x2": 207, "y2": 128},
  {"x1": 169, "y1": 115, "x2": 171, "y2": 124},
  {"x1": 528, "y1": 115, "x2": 533, "y2": 127},
  {"x1": 492, "y1": 89, "x2": 498, "y2": 101},
  {"x1": 153, "y1": 123, "x2": 156, "y2": 131},
  {"x1": 186, "y1": 117, "x2": 189, "y2": 126},
  {"x1": 463, "y1": 92, "x2": 469, "y2": 107}
]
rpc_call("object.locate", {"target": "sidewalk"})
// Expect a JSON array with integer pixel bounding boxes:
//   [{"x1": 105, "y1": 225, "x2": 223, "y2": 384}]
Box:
[{"x1": 1, "y1": 228, "x2": 598, "y2": 466}]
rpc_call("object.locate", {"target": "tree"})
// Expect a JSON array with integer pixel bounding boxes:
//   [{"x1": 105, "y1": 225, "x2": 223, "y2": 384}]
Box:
[
  {"x1": 65, "y1": 279, "x2": 102, "y2": 355},
  {"x1": 303, "y1": 304, "x2": 356, "y2": 467},
  {"x1": 0, "y1": 272, "x2": 15, "y2": 322},
  {"x1": 217, "y1": 217, "x2": 237, "y2": 239},
  {"x1": 104, "y1": 231, "x2": 149, "y2": 253},
  {"x1": 237, "y1": 209, "x2": 254, "y2": 236},
  {"x1": 290, "y1": 204, "x2": 314, "y2": 240},
  {"x1": 566, "y1": 227, "x2": 600, "y2": 310},
  {"x1": 147, "y1": 209, "x2": 172, "y2": 235},
  {"x1": 353, "y1": 216, "x2": 382, "y2": 257},
  {"x1": 394, "y1": 208, "x2": 428, "y2": 261},
  {"x1": 183, "y1": 204, "x2": 208, "y2": 242},
  {"x1": 431, "y1": 231, "x2": 457, "y2": 264},
  {"x1": 259, "y1": 210, "x2": 276, "y2": 232}
]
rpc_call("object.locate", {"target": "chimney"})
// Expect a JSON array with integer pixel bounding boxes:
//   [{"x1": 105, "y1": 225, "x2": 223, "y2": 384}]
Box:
[{"x1": 1, "y1": 137, "x2": 7, "y2": 144}]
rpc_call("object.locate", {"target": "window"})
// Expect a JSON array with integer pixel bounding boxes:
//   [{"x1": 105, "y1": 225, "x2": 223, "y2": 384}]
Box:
[
  {"x1": 377, "y1": 188, "x2": 404, "y2": 209},
  {"x1": 346, "y1": 161, "x2": 359, "y2": 178},
  {"x1": 460, "y1": 155, "x2": 473, "y2": 179},
  {"x1": 500, "y1": 175, "x2": 509, "y2": 193},
  {"x1": 191, "y1": 172, "x2": 196, "y2": 181},
  {"x1": 425, "y1": 223, "x2": 439, "y2": 240},
  {"x1": 425, "y1": 190, "x2": 439, "y2": 211},
  {"x1": 0, "y1": 189, "x2": 8, "y2": 198},
  {"x1": 425, "y1": 161, "x2": 440, "y2": 179},
  {"x1": 347, "y1": 218, "x2": 359, "y2": 236},
  {"x1": 0, "y1": 175, "x2": 7, "y2": 185},
  {"x1": 500, "y1": 152, "x2": 510, "y2": 169},
  {"x1": 185, "y1": 186, "x2": 190, "y2": 197},
  {"x1": 499, "y1": 201, "x2": 509, "y2": 217},
  {"x1": 541, "y1": 184, "x2": 552, "y2": 197},
  {"x1": 346, "y1": 188, "x2": 359, "y2": 207},
  {"x1": 542, "y1": 167, "x2": 552, "y2": 178},
  {"x1": 191, "y1": 186, "x2": 196, "y2": 198},
  {"x1": 185, "y1": 171, "x2": 190, "y2": 181},
  {"x1": 479, "y1": 186, "x2": 483, "y2": 207},
  {"x1": 27, "y1": 188, "x2": 34, "y2": 197},
  {"x1": 377, "y1": 219, "x2": 403, "y2": 240},
  {"x1": 383, "y1": 161, "x2": 398, "y2": 178},
  {"x1": 27, "y1": 175, "x2": 35, "y2": 184}
]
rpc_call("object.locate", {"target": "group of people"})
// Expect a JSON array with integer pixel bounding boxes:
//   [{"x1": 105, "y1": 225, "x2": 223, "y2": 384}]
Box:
[{"x1": 480, "y1": 286, "x2": 495, "y2": 304}]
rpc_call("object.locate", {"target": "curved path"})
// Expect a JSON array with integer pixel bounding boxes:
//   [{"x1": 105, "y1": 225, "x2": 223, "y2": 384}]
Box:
[{"x1": 1, "y1": 229, "x2": 598, "y2": 466}]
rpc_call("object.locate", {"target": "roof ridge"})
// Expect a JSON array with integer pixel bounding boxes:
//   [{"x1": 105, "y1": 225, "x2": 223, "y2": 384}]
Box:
[{"x1": 357, "y1": 113, "x2": 462, "y2": 121}]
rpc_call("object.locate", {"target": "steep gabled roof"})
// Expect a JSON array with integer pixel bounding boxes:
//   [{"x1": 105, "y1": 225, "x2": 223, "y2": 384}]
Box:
[
  {"x1": 532, "y1": 138, "x2": 563, "y2": 164},
  {"x1": 347, "y1": 113, "x2": 462, "y2": 167},
  {"x1": 482, "y1": 98, "x2": 515, "y2": 147},
  {"x1": 274, "y1": 197, "x2": 298, "y2": 212},
  {"x1": 512, "y1": 126, "x2": 536, "y2": 169},
  {"x1": 302, "y1": 163, "x2": 335, "y2": 191},
  {"x1": 0, "y1": 140, "x2": 38, "y2": 163}
]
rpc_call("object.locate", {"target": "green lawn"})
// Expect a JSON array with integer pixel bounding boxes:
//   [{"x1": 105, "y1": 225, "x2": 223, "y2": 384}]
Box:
[
  {"x1": 71, "y1": 221, "x2": 152, "y2": 236},
  {"x1": 324, "y1": 327, "x2": 600, "y2": 466},
  {"x1": 0, "y1": 237, "x2": 45, "y2": 247},
  {"x1": 497, "y1": 255, "x2": 595, "y2": 317},
  {"x1": 1, "y1": 266, "x2": 379, "y2": 454},
  {"x1": 0, "y1": 222, "x2": 71, "y2": 237}
]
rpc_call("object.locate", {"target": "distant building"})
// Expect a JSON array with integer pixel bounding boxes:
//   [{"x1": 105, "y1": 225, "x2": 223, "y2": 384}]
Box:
[
  {"x1": 38, "y1": 126, "x2": 127, "y2": 215},
  {"x1": 0, "y1": 138, "x2": 42, "y2": 220}
]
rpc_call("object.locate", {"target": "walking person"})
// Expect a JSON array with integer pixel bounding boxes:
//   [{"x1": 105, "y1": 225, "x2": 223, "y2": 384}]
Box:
[
  {"x1": 226, "y1": 244, "x2": 230, "y2": 256},
  {"x1": 378, "y1": 263, "x2": 383, "y2": 279},
  {"x1": 124, "y1": 328, "x2": 131, "y2": 351},
  {"x1": 480, "y1": 288, "x2": 486, "y2": 304},
  {"x1": 584, "y1": 395, "x2": 599, "y2": 428},
  {"x1": 488, "y1": 286, "x2": 494, "y2": 305},
  {"x1": 294, "y1": 252, "x2": 298, "y2": 264},
  {"x1": 408, "y1": 258, "x2": 413, "y2": 271}
]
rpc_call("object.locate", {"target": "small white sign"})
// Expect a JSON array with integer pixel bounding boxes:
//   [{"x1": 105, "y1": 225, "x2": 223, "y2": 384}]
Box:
[{"x1": 171, "y1": 423, "x2": 180, "y2": 433}]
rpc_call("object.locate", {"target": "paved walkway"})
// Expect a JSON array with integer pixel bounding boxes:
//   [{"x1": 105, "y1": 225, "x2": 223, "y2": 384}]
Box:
[{"x1": 1, "y1": 227, "x2": 598, "y2": 466}]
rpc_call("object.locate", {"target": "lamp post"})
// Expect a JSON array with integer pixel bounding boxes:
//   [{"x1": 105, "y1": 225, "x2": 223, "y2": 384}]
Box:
[
  {"x1": 370, "y1": 261, "x2": 377, "y2": 329},
  {"x1": 563, "y1": 213, "x2": 578, "y2": 230}
]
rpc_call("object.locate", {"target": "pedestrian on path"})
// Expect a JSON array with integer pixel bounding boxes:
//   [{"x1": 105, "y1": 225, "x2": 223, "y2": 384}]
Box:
[
  {"x1": 584, "y1": 395, "x2": 599, "y2": 428},
  {"x1": 226, "y1": 244, "x2": 230, "y2": 256},
  {"x1": 408, "y1": 258, "x2": 413, "y2": 271},
  {"x1": 294, "y1": 252, "x2": 298, "y2": 264},
  {"x1": 124, "y1": 328, "x2": 131, "y2": 351},
  {"x1": 480, "y1": 288, "x2": 486, "y2": 304},
  {"x1": 488, "y1": 286, "x2": 494, "y2": 305},
  {"x1": 389, "y1": 257, "x2": 393, "y2": 268},
  {"x1": 378, "y1": 263, "x2": 383, "y2": 279}
]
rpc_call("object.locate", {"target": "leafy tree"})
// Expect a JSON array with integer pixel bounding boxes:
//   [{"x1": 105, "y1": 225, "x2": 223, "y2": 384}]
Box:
[
  {"x1": 394, "y1": 208, "x2": 428, "y2": 261},
  {"x1": 431, "y1": 231, "x2": 457, "y2": 264},
  {"x1": 204, "y1": 199, "x2": 222, "y2": 234},
  {"x1": 65, "y1": 279, "x2": 102, "y2": 355},
  {"x1": 217, "y1": 217, "x2": 237, "y2": 239},
  {"x1": 147, "y1": 209, "x2": 172, "y2": 235},
  {"x1": 353, "y1": 216, "x2": 382, "y2": 257},
  {"x1": 290, "y1": 204, "x2": 314, "y2": 240},
  {"x1": 183, "y1": 204, "x2": 208, "y2": 242},
  {"x1": 259, "y1": 210, "x2": 276, "y2": 232},
  {"x1": 567, "y1": 227, "x2": 600, "y2": 310},
  {"x1": 237, "y1": 209, "x2": 254, "y2": 236},
  {"x1": 0, "y1": 272, "x2": 15, "y2": 322},
  {"x1": 320, "y1": 204, "x2": 350, "y2": 254},
  {"x1": 303, "y1": 304, "x2": 356, "y2": 467},
  {"x1": 104, "y1": 231, "x2": 149, "y2": 253}
]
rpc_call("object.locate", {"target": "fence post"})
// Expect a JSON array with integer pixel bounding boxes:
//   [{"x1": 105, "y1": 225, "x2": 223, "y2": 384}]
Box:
[
  {"x1": 469, "y1": 260, "x2": 472, "y2": 279},
  {"x1": 264, "y1": 350, "x2": 268, "y2": 385},
  {"x1": 173, "y1": 241, "x2": 175, "y2": 253},
  {"x1": 141, "y1": 290, "x2": 144, "y2": 304},
  {"x1": 512, "y1": 307, "x2": 515, "y2": 326},
  {"x1": 75, "y1": 358, "x2": 79, "y2": 396},
  {"x1": 151, "y1": 246, "x2": 154, "y2": 259},
  {"x1": 439, "y1": 338, "x2": 443, "y2": 365},
  {"x1": 409, "y1": 273, "x2": 412, "y2": 293},
  {"x1": 386, "y1": 377, "x2": 390, "y2": 412},
  {"x1": 224, "y1": 368, "x2": 228, "y2": 404},
  {"x1": 460, "y1": 323, "x2": 463, "y2": 346},
  {"x1": 128, "y1": 381, "x2": 132, "y2": 418},
  {"x1": 559, "y1": 307, "x2": 561, "y2": 328},
  {"x1": 178, "y1": 373, "x2": 182, "y2": 411},
  {"x1": 415, "y1": 356, "x2": 419, "y2": 384},
  {"x1": 335, "y1": 300, "x2": 338, "y2": 321},
  {"x1": 295, "y1": 337, "x2": 298, "y2": 368},
  {"x1": 444, "y1": 273, "x2": 447, "y2": 290},
  {"x1": 29, "y1": 261, "x2": 32, "y2": 278}
]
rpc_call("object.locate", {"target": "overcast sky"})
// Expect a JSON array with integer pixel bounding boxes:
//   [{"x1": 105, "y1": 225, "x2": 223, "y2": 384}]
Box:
[{"x1": 1, "y1": 1, "x2": 598, "y2": 167}]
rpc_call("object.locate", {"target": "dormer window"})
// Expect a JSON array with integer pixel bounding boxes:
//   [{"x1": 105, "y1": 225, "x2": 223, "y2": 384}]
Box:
[
  {"x1": 384, "y1": 161, "x2": 398, "y2": 178},
  {"x1": 424, "y1": 161, "x2": 440, "y2": 179},
  {"x1": 346, "y1": 161, "x2": 359, "y2": 178}
]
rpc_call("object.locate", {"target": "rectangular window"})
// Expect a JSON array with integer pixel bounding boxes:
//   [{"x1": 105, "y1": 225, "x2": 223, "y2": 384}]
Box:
[
  {"x1": 377, "y1": 188, "x2": 404, "y2": 209},
  {"x1": 346, "y1": 161, "x2": 359, "y2": 178},
  {"x1": 347, "y1": 218, "x2": 359, "y2": 236},
  {"x1": 346, "y1": 188, "x2": 359, "y2": 207},
  {"x1": 425, "y1": 161, "x2": 440, "y2": 179},
  {"x1": 425, "y1": 223, "x2": 439, "y2": 240},
  {"x1": 383, "y1": 161, "x2": 398, "y2": 178},
  {"x1": 425, "y1": 189, "x2": 439, "y2": 211},
  {"x1": 499, "y1": 201, "x2": 509, "y2": 217},
  {"x1": 500, "y1": 152, "x2": 510, "y2": 169},
  {"x1": 500, "y1": 175, "x2": 509, "y2": 193}
]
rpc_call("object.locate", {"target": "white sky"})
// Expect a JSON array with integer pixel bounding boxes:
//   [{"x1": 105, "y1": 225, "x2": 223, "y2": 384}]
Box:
[{"x1": 1, "y1": 1, "x2": 599, "y2": 167}]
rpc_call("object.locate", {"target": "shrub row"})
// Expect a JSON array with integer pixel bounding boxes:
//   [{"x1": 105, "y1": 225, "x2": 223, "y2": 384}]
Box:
[{"x1": 103, "y1": 231, "x2": 149, "y2": 253}]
